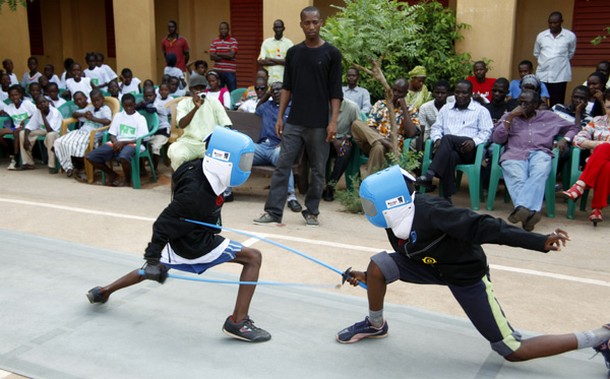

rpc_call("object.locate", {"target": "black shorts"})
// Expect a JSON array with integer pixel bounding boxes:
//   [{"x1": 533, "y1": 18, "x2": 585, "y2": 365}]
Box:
[{"x1": 371, "y1": 251, "x2": 522, "y2": 357}]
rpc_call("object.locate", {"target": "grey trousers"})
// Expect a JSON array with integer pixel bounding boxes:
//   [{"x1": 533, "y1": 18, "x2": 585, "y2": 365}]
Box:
[{"x1": 264, "y1": 123, "x2": 329, "y2": 220}]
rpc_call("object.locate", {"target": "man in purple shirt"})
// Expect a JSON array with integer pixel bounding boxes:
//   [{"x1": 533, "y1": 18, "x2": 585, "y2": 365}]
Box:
[{"x1": 492, "y1": 89, "x2": 578, "y2": 231}]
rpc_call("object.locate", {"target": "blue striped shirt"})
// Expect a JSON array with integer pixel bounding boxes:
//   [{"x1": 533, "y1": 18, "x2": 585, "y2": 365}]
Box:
[{"x1": 430, "y1": 100, "x2": 493, "y2": 146}]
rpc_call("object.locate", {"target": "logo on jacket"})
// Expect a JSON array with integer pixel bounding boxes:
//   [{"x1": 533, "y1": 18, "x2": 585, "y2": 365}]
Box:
[{"x1": 422, "y1": 257, "x2": 436, "y2": 265}]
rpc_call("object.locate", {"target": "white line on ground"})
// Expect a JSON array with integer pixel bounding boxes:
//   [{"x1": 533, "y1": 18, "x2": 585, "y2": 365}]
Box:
[
  {"x1": 0, "y1": 369, "x2": 12, "y2": 378},
  {"x1": 2, "y1": 197, "x2": 609, "y2": 288}
]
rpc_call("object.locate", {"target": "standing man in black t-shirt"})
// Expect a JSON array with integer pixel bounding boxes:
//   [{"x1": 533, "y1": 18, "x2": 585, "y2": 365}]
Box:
[{"x1": 253, "y1": 6, "x2": 343, "y2": 227}]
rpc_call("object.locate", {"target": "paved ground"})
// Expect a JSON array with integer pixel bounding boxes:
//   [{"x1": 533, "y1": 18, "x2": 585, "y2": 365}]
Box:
[{"x1": 1, "y1": 160, "x2": 610, "y2": 378}]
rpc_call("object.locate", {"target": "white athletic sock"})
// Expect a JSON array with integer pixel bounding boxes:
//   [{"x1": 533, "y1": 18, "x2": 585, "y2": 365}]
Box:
[
  {"x1": 575, "y1": 326, "x2": 610, "y2": 349},
  {"x1": 369, "y1": 309, "x2": 384, "y2": 328}
]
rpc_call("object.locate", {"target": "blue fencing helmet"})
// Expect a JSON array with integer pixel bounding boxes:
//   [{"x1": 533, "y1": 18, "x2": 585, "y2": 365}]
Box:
[
  {"x1": 204, "y1": 127, "x2": 255, "y2": 187},
  {"x1": 359, "y1": 165, "x2": 416, "y2": 239}
]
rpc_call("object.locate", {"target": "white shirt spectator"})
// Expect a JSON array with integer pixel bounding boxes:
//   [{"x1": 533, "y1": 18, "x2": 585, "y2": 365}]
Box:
[
  {"x1": 101, "y1": 64, "x2": 118, "y2": 83},
  {"x1": 430, "y1": 100, "x2": 493, "y2": 146},
  {"x1": 153, "y1": 96, "x2": 172, "y2": 131},
  {"x1": 66, "y1": 77, "x2": 93, "y2": 101},
  {"x1": 45, "y1": 96, "x2": 67, "y2": 108},
  {"x1": 4, "y1": 99, "x2": 37, "y2": 126},
  {"x1": 418, "y1": 99, "x2": 442, "y2": 141},
  {"x1": 8, "y1": 73, "x2": 19, "y2": 86},
  {"x1": 534, "y1": 28, "x2": 577, "y2": 83},
  {"x1": 26, "y1": 106, "x2": 63, "y2": 132},
  {"x1": 108, "y1": 110, "x2": 149, "y2": 151},
  {"x1": 83, "y1": 66, "x2": 108, "y2": 87},
  {"x1": 120, "y1": 78, "x2": 142, "y2": 95}
]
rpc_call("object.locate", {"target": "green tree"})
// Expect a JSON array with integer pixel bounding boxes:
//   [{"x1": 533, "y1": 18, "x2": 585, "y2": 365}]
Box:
[
  {"x1": 0, "y1": 0, "x2": 27, "y2": 12},
  {"x1": 322, "y1": 0, "x2": 472, "y2": 152}
]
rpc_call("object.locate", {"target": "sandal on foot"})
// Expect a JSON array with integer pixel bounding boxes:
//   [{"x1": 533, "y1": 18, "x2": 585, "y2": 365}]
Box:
[
  {"x1": 589, "y1": 209, "x2": 603, "y2": 226},
  {"x1": 563, "y1": 180, "x2": 586, "y2": 200}
]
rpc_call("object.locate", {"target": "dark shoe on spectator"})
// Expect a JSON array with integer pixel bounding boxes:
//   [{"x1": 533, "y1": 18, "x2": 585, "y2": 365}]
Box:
[
  {"x1": 301, "y1": 210, "x2": 319, "y2": 227},
  {"x1": 287, "y1": 199, "x2": 303, "y2": 213},
  {"x1": 414, "y1": 175, "x2": 436, "y2": 192},
  {"x1": 322, "y1": 186, "x2": 335, "y2": 201},
  {"x1": 507, "y1": 206, "x2": 530, "y2": 224},
  {"x1": 48, "y1": 167, "x2": 59, "y2": 174},
  {"x1": 253, "y1": 212, "x2": 280, "y2": 225},
  {"x1": 20, "y1": 164, "x2": 35, "y2": 170},
  {"x1": 522, "y1": 210, "x2": 542, "y2": 232}
]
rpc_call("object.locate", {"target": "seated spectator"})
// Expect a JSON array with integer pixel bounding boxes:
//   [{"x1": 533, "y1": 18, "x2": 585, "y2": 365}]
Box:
[
  {"x1": 119, "y1": 68, "x2": 141, "y2": 96},
  {"x1": 418, "y1": 80, "x2": 451, "y2": 145},
  {"x1": 83, "y1": 52, "x2": 109, "y2": 89},
  {"x1": 0, "y1": 72, "x2": 10, "y2": 102},
  {"x1": 43, "y1": 64, "x2": 63, "y2": 90},
  {"x1": 44, "y1": 82, "x2": 67, "y2": 108},
  {"x1": 186, "y1": 59, "x2": 209, "y2": 79},
  {"x1": 59, "y1": 58, "x2": 75, "y2": 90},
  {"x1": 582, "y1": 60, "x2": 610, "y2": 89},
  {"x1": 20, "y1": 56, "x2": 42, "y2": 92},
  {"x1": 135, "y1": 85, "x2": 172, "y2": 171},
  {"x1": 239, "y1": 69, "x2": 269, "y2": 106},
  {"x1": 143, "y1": 79, "x2": 155, "y2": 91},
  {"x1": 509, "y1": 60, "x2": 550, "y2": 104},
  {"x1": 492, "y1": 89, "x2": 578, "y2": 231},
  {"x1": 415, "y1": 80, "x2": 493, "y2": 202},
  {"x1": 151, "y1": 83, "x2": 172, "y2": 171},
  {"x1": 65, "y1": 63, "x2": 93, "y2": 101},
  {"x1": 0, "y1": 85, "x2": 37, "y2": 170},
  {"x1": 322, "y1": 98, "x2": 361, "y2": 201},
  {"x1": 167, "y1": 74, "x2": 231, "y2": 171},
  {"x1": 519, "y1": 74, "x2": 548, "y2": 109},
  {"x1": 2, "y1": 58, "x2": 19, "y2": 86},
  {"x1": 404, "y1": 65, "x2": 431, "y2": 110},
  {"x1": 253, "y1": 81, "x2": 302, "y2": 212},
  {"x1": 18, "y1": 95, "x2": 63, "y2": 172},
  {"x1": 351, "y1": 78, "x2": 420, "y2": 178},
  {"x1": 585, "y1": 71, "x2": 607, "y2": 119},
  {"x1": 552, "y1": 85, "x2": 589, "y2": 128},
  {"x1": 563, "y1": 90, "x2": 610, "y2": 225},
  {"x1": 96, "y1": 53, "x2": 118, "y2": 84},
  {"x1": 205, "y1": 71, "x2": 231, "y2": 109},
  {"x1": 163, "y1": 53, "x2": 186, "y2": 89},
  {"x1": 342, "y1": 68, "x2": 372, "y2": 113},
  {"x1": 54, "y1": 90, "x2": 112, "y2": 180},
  {"x1": 484, "y1": 78, "x2": 517, "y2": 123},
  {"x1": 27, "y1": 82, "x2": 42, "y2": 102},
  {"x1": 168, "y1": 76, "x2": 185, "y2": 97},
  {"x1": 86, "y1": 94, "x2": 148, "y2": 187},
  {"x1": 107, "y1": 80, "x2": 122, "y2": 101},
  {"x1": 466, "y1": 61, "x2": 495, "y2": 103},
  {"x1": 238, "y1": 77, "x2": 267, "y2": 113}
]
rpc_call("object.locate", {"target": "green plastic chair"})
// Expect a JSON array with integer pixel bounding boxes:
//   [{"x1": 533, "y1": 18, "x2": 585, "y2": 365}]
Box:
[
  {"x1": 486, "y1": 143, "x2": 559, "y2": 218},
  {"x1": 230, "y1": 88, "x2": 247, "y2": 110},
  {"x1": 565, "y1": 147, "x2": 589, "y2": 219},
  {"x1": 101, "y1": 110, "x2": 159, "y2": 189},
  {"x1": 420, "y1": 139, "x2": 485, "y2": 210},
  {"x1": 57, "y1": 101, "x2": 76, "y2": 119}
]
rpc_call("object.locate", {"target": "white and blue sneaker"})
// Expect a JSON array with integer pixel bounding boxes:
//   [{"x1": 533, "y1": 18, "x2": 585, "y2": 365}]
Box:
[
  {"x1": 593, "y1": 325, "x2": 610, "y2": 377},
  {"x1": 336, "y1": 316, "x2": 388, "y2": 344}
]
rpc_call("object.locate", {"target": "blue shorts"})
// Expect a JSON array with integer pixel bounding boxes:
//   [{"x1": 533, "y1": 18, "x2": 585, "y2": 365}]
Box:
[{"x1": 160, "y1": 239, "x2": 243, "y2": 274}]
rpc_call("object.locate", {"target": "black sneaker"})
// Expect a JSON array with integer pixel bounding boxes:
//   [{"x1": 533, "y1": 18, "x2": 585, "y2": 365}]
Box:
[
  {"x1": 222, "y1": 316, "x2": 271, "y2": 342},
  {"x1": 86, "y1": 286, "x2": 107, "y2": 304},
  {"x1": 322, "y1": 186, "x2": 335, "y2": 201},
  {"x1": 287, "y1": 199, "x2": 303, "y2": 213},
  {"x1": 223, "y1": 190, "x2": 234, "y2": 202},
  {"x1": 301, "y1": 210, "x2": 319, "y2": 227},
  {"x1": 336, "y1": 316, "x2": 388, "y2": 344}
]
